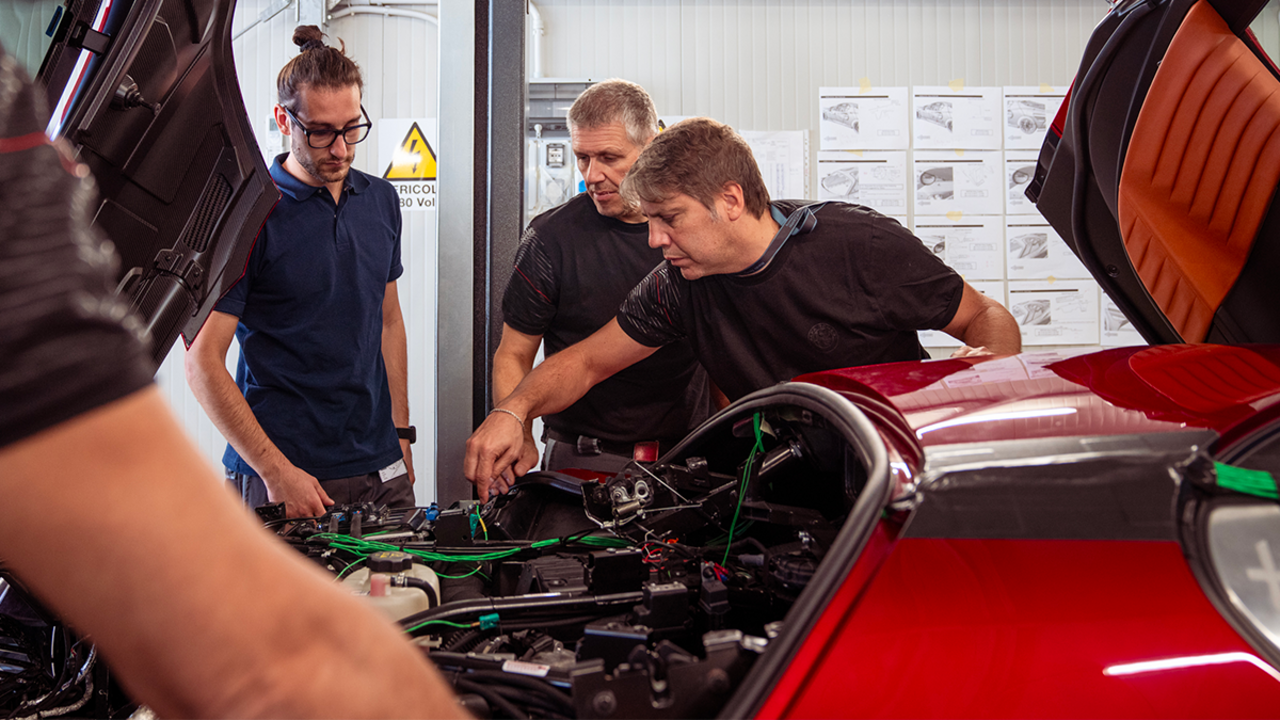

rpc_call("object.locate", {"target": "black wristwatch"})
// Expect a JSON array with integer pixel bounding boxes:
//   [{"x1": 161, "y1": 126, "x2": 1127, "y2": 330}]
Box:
[{"x1": 397, "y1": 426, "x2": 417, "y2": 444}]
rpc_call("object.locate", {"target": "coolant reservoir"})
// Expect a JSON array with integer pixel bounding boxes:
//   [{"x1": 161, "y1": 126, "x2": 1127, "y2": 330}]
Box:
[{"x1": 341, "y1": 550, "x2": 440, "y2": 622}]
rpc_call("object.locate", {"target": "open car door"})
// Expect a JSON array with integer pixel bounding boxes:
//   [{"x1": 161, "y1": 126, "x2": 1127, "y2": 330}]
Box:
[
  {"x1": 32, "y1": 0, "x2": 277, "y2": 369},
  {"x1": 1030, "y1": 0, "x2": 1280, "y2": 345}
]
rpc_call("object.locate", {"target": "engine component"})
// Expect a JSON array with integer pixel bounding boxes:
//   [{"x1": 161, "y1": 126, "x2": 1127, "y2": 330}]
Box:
[{"x1": 341, "y1": 551, "x2": 440, "y2": 622}]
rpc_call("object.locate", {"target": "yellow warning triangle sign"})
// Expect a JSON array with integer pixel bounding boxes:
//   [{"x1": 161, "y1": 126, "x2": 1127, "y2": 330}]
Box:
[{"x1": 383, "y1": 122, "x2": 437, "y2": 180}]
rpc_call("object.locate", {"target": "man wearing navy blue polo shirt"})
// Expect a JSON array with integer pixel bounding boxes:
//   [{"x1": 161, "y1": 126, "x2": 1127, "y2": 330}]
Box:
[{"x1": 187, "y1": 27, "x2": 415, "y2": 518}]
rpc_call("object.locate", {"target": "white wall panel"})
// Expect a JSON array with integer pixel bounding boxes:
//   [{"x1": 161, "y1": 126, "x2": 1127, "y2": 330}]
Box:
[
  {"x1": 535, "y1": 0, "x2": 1108, "y2": 130},
  {"x1": 329, "y1": 9, "x2": 441, "y2": 505}
]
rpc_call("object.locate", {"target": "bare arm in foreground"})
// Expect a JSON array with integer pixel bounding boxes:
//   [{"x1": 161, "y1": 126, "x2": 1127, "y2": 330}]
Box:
[
  {"x1": 466, "y1": 319, "x2": 657, "y2": 500},
  {"x1": 0, "y1": 387, "x2": 468, "y2": 719}
]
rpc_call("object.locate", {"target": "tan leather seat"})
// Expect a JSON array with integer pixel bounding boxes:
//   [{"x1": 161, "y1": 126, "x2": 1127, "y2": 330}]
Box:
[{"x1": 1118, "y1": 0, "x2": 1280, "y2": 342}]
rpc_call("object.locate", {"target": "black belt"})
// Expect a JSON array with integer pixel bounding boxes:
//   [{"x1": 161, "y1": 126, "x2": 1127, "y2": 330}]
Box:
[{"x1": 545, "y1": 428, "x2": 675, "y2": 461}]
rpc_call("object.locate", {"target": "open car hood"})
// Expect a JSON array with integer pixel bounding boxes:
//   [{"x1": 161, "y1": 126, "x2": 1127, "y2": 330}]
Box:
[
  {"x1": 1029, "y1": 0, "x2": 1280, "y2": 346},
  {"x1": 33, "y1": 0, "x2": 276, "y2": 369}
]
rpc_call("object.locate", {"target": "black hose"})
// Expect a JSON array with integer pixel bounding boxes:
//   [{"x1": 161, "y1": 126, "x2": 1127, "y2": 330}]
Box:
[
  {"x1": 393, "y1": 576, "x2": 440, "y2": 606},
  {"x1": 479, "y1": 683, "x2": 569, "y2": 717},
  {"x1": 401, "y1": 591, "x2": 643, "y2": 632},
  {"x1": 726, "y1": 536, "x2": 770, "y2": 556},
  {"x1": 463, "y1": 670, "x2": 575, "y2": 714},
  {"x1": 497, "y1": 613, "x2": 602, "y2": 631},
  {"x1": 442, "y1": 628, "x2": 485, "y2": 653},
  {"x1": 455, "y1": 678, "x2": 528, "y2": 719}
]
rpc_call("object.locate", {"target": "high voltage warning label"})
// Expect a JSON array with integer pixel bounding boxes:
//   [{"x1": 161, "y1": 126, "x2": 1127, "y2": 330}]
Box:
[{"x1": 384, "y1": 123, "x2": 437, "y2": 180}]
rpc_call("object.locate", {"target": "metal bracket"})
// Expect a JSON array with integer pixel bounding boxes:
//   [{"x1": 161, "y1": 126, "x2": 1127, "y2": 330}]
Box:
[
  {"x1": 69, "y1": 22, "x2": 110, "y2": 54},
  {"x1": 232, "y1": 0, "x2": 296, "y2": 41}
]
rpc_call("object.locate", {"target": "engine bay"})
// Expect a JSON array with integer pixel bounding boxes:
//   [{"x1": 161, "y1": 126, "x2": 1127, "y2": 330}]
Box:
[
  {"x1": 1, "y1": 385, "x2": 886, "y2": 719},
  {"x1": 277, "y1": 398, "x2": 870, "y2": 718}
]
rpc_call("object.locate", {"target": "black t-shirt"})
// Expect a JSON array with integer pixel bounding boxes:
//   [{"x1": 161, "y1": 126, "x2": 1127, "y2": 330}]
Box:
[
  {"x1": 502, "y1": 193, "x2": 708, "y2": 443},
  {"x1": 0, "y1": 48, "x2": 153, "y2": 448},
  {"x1": 617, "y1": 201, "x2": 964, "y2": 401}
]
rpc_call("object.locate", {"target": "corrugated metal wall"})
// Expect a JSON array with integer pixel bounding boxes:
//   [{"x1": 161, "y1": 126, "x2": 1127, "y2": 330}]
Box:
[
  {"x1": 154, "y1": 0, "x2": 1280, "y2": 504},
  {"x1": 535, "y1": 1, "x2": 1105, "y2": 128},
  {"x1": 328, "y1": 10, "x2": 441, "y2": 504}
]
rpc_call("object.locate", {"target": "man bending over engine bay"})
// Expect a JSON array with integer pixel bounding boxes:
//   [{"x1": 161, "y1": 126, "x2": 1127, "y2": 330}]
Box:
[{"x1": 466, "y1": 117, "x2": 1020, "y2": 498}]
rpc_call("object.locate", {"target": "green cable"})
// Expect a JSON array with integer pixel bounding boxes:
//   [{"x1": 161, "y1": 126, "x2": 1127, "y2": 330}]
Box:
[
  {"x1": 309, "y1": 531, "x2": 634, "y2": 568},
  {"x1": 404, "y1": 618, "x2": 476, "y2": 633},
  {"x1": 433, "y1": 564, "x2": 487, "y2": 580},
  {"x1": 722, "y1": 413, "x2": 764, "y2": 566},
  {"x1": 1215, "y1": 462, "x2": 1279, "y2": 500},
  {"x1": 336, "y1": 556, "x2": 365, "y2": 579}
]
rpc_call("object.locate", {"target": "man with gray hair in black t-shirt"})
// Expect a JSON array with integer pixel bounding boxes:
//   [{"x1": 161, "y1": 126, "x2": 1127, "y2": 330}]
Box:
[
  {"x1": 490, "y1": 79, "x2": 709, "y2": 485},
  {"x1": 467, "y1": 117, "x2": 1020, "y2": 499}
]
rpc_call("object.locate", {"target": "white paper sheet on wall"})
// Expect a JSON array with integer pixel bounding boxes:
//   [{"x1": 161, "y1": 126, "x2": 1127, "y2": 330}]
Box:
[
  {"x1": 1002, "y1": 86, "x2": 1067, "y2": 150},
  {"x1": 912, "y1": 215, "x2": 1005, "y2": 280},
  {"x1": 912, "y1": 85, "x2": 1002, "y2": 150},
  {"x1": 818, "y1": 86, "x2": 909, "y2": 150},
  {"x1": 1100, "y1": 293, "x2": 1148, "y2": 347},
  {"x1": 1008, "y1": 280, "x2": 1100, "y2": 346},
  {"x1": 1005, "y1": 150, "x2": 1040, "y2": 215},
  {"x1": 816, "y1": 150, "x2": 908, "y2": 215},
  {"x1": 913, "y1": 150, "x2": 1003, "y2": 215},
  {"x1": 1006, "y1": 218, "x2": 1090, "y2": 280},
  {"x1": 742, "y1": 130, "x2": 810, "y2": 200},
  {"x1": 919, "y1": 280, "x2": 1006, "y2": 349}
]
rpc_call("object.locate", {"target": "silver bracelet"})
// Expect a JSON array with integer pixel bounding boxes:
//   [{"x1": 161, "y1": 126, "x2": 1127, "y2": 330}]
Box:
[{"x1": 488, "y1": 407, "x2": 526, "y2": 427}]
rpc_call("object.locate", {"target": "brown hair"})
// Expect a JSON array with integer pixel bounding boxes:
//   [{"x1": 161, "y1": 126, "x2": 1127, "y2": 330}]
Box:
[
  {"x1": 567, "y1": 79, "x2": 658, "y2": 147},
  {"x1": 276, "y1": 25, "x2": 363, "y2": 111},
  {"x1": 621, "y1": 117, "x2": 770, "y2": 219}
]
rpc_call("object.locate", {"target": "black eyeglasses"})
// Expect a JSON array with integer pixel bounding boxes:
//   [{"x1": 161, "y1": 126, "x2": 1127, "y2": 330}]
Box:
[{"x1": 283, "y1": 104, "x2": 372, "y2": 148}]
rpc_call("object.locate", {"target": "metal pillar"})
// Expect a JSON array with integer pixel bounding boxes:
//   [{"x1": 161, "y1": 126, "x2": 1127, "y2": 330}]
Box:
[
  {"x1": 435, "y1": 0, "x2": 524, "y2": 505},
  {"x1": 297, "y1": 0, "x2": 324, "y2": 28}
]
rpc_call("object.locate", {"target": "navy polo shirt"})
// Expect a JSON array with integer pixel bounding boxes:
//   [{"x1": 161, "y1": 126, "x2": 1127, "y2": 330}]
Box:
[{"x1": 215, "y1": 154, "x2": 404, "y2": 479}]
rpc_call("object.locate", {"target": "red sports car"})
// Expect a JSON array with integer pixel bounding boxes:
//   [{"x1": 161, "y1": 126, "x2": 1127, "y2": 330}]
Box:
[{"x1": 3, "y1": 0, "x2": 1278, "y2": 717}]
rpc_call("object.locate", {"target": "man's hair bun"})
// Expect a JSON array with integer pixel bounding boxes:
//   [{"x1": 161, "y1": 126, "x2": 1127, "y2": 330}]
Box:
[{"x1": 293, "y1": 25, "x2": 325, "y2": 51}]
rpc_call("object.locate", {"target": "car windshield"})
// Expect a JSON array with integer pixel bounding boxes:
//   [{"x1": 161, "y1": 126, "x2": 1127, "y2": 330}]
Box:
[{"x1": 0, "y1": 0, "x2": 63, "y2": 78}]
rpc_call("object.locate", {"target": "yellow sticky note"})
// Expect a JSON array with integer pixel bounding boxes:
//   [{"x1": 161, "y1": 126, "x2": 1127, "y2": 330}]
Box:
[
  {"x1": 851, "y1": 149, "x2": 864, "y2": 158},
  {"x1": 946, "y1": 211, "x2": 964, "y2": 222},
  {"x1": 859, "y1": 77, "x2": 872, "y2": 94},
  {"x1": 1039, "y1": 83, "x2": 1054, "y2": 93},
  {"x1": 948, "y1": 78, "x2": 965, "y2": 92},
  {"x1": 1047, "y1": 275, "x2": 1057, "y2": 284},
  {"x1": 954, "y1": 149, "x2": 966, "y2": 158}
]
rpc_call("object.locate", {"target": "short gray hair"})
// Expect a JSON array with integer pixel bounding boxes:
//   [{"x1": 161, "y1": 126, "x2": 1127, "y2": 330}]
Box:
[{"x1": 566, "y1": 79, "x2": 658, "y2": 147}]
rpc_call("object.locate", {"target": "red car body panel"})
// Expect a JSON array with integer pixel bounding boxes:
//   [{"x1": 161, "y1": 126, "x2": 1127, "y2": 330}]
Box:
[
  {"x1": 764, "y1": 344, "x2": 1280, "y2": 717},
  {"x1": 770, "y1": 536, "x2": 1280, "y2": 718},
  {"x1": 797, "y1": 345, "x2": 1280, "y2": 461}
]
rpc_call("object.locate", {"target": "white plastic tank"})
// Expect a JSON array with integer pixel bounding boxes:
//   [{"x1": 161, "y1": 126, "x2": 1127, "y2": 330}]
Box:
[{"x1": 341, "y1": 550, "x2": 440, "y2": 622}]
